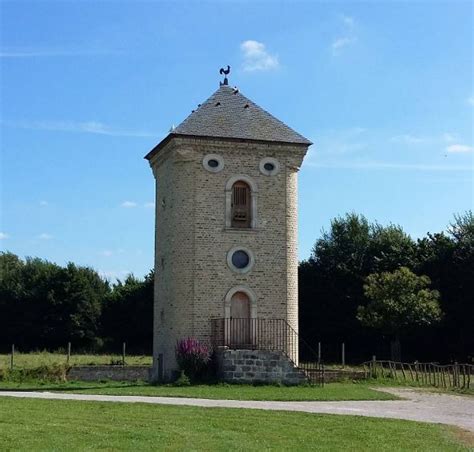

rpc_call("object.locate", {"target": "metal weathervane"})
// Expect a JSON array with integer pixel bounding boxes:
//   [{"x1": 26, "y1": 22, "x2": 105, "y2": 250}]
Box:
[{"x1": 219, "y1": 65, "x2": 230, "y2": 86}]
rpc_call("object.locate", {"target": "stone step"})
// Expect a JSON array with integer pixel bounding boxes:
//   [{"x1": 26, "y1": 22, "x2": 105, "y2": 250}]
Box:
[{"x1": 217, "y1": 348, "x2": 307, "y2": 385}]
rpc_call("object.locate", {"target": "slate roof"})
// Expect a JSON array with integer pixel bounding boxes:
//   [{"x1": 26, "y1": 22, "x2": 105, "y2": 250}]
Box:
[{"x1": 145, "y1": 85, "x2": 311, "y2": 159}]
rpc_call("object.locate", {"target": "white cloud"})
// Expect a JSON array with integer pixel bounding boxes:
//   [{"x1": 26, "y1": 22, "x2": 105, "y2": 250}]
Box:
[
  {"x1": 0, "y1": 119, "x2": 155, "y2": 138},
  {"x1": 100, "y1": 248, "x2": 125, "y2": 257},
  {"x1": 331, "y1": 37, "x2": 354, "y2": 54},
  {"x1": 144, "y1": 202, "x2": 155, "y2": 209},
  {"x1": 38, "y1": 233, "x2": 53, "y2": 240},
  {"x1": 341, "y1": 15, "x2": 355, "y2": 28},
  {"x1": 331, "y1": 15, "x2": 357, "y2": 55},
  {"x1": 240, "y1": 40, "x2": 279, "y2": 72},
  {"x1": 0, "y1": 232, "x2": 9, "y2": 240},
  {"x1": 442, "y1": 133, "x2": 456, "y2": 143},
  {"x1": 390, "y1": 134, "x2": 426, "y2": 144},
  {"x1": 99, "y1": 269, "x2": 131, "y2": 281},
  {"x1": 446, "y1": 144, "x2": 473, "y2": 153},
  {"x1": 307, "y1": 161, "x2": 472, "y2": 171},
  {"x1": 121, "y1": 201, "x2": 137, "y2": 208},
  {"x1": 0, "y1": 46, "x2": 121, "y2": 58}
]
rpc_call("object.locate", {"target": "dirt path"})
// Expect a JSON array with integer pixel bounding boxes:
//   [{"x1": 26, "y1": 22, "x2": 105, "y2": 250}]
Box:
[{"x1": 0, "y1": 387, "x2": 472, "y2": 432}]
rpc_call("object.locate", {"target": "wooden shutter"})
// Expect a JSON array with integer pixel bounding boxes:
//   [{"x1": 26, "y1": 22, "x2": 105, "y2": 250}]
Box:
[{"x1": 231, "y1": 181, "x2": 251, "y2": 228}]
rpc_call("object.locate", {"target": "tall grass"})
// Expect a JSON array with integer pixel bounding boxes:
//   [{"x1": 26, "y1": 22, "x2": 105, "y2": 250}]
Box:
[{"x1": 0, "y1": 351, "x2": 152, "y2": 370}]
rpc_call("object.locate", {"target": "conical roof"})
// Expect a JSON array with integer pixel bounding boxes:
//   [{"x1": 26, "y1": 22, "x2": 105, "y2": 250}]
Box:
[{"x1": 146, "y1": 85, "x2": 311, "y2": 159}]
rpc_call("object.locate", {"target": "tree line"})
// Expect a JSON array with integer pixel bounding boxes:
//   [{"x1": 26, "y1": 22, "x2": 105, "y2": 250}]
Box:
[
  {"x1": 0, "y1": 254, "x2": 153, "y2": 353},
  {"x1": 299, "y1": 211, "x2": 473, "y2": 363},
  {"x1": 0, "y1": 210, "x2": 472, "y2": 362}
]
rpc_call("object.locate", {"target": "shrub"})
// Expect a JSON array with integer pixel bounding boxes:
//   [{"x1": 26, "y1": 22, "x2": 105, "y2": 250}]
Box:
[
  {"x1": 175, "y1": 338, "x2": 210, "y2": 382},
  {"x1": 0, "y1": 364, "x2": 68, "y2": 382}
]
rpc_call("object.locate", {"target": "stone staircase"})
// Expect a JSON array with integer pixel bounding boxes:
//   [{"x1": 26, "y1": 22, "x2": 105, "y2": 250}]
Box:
[{"x1": 216, "y1": 348, "x2": 308, "y2": 385}]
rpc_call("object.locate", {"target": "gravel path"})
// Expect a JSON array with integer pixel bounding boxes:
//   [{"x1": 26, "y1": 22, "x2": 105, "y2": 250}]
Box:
[{"x1": 0, "y1": 387, "x2": 473, "y2": 432}]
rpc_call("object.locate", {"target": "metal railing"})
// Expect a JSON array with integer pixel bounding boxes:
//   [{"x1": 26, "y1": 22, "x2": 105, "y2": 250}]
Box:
[{"x1": 211, "y1": 318, "x2": 324, "y2": 384}]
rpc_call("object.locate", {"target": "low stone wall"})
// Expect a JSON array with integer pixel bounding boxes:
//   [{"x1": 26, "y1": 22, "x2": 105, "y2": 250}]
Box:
[
  {"x1": 216, "y1": 348, "x2": 307, "y2": 385},
  {"x1": 67, "y1": 366, "x2": 151, "y2": 382},
  {"x1": 323, "y1": 370, "x2": 368, "y2": 383}
]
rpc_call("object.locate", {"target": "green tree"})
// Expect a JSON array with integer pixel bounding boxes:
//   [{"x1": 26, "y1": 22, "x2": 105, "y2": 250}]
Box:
[
  {"x1": 357, "y1": 267, "x2": 442, "y2": 361},
  {"x1": 416, "y1": 211, "x2": 474, "y2": 361},
  {"x1": 0, "y1": 252, "x2": 109, "y2": 350},
  {"x1": 101, "y1": 271, "x2": 154, "y2": 353},
  {"x1": 299, "y1": 213, "x2": 416, "y2": 361}
]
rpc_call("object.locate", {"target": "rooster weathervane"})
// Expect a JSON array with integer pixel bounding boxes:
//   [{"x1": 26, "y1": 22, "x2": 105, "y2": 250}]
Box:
[{"x1": 219, "y1": 65, "x2": 230, "y2": 86}]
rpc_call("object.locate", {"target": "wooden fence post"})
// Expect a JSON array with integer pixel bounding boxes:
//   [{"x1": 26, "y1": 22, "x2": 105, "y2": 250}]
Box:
[
  {"x1": 371, "y1": 355, "x2": 376, "y2": 378},
  {"x1": 10, "y1": 344, "x2": 14, "y2": 370},
  {"x1": 67, "y1": 342, "x2": 71, "y2": 365},
  {"x1": 317, "y1": 342, "x2": 321, "y2": 364},
  {"x1": 341, "y1": 343, "x2": 345, "y2": 368},
  {"x1": 122, "y1": 342, "x2": 126, "y2": 366}
]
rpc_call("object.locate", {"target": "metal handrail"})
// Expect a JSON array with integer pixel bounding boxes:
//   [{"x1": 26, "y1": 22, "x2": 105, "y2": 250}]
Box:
[{"x1": 210, "y1": 318, "x2": 324, "y2": 384}]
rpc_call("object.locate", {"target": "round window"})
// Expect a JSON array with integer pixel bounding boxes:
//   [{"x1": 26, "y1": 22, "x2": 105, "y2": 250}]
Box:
[
  {"x1": 203, "y1": 154, "x2": 224, "y2": 172},
  {"x1": 231, "y1": 250, "x2": 250, "y2": 269},
  {"x1": 259, "y1": 158, "x2": 280, "y2": 176},
  {"x1": 227, "y1": 246, "x2": 255, "y2": 273}
]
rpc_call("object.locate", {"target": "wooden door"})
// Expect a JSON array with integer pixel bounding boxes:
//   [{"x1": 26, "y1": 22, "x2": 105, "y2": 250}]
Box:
[{"x1": 230, "y1": 292, "x2": 251, "y2": 348}]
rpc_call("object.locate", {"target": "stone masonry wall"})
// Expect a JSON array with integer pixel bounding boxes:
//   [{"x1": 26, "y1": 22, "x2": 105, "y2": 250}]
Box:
[
  {"x1": 149, "y1": 137, "x2": 307, "y2": 379},
  {"x1": 216, "y1": 348, "x2": 307, "y2": 385},
  {"x1": 150, "y1": 143, "x2": 197, "y2": 379}
]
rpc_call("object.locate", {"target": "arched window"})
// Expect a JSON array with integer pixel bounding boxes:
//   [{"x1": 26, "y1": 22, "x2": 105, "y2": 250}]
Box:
[
  {"x1": 225, "y1": 175, "x2": 257, "y2": 229},
  {"x1": 231, "y1": 181, "x2": 251, "y2": 228}
]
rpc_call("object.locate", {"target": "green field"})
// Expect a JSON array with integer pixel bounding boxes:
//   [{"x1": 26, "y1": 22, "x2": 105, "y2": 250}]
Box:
[
  {"x1": 0, "y1": 380, "x2": 399, "y2": 401},
  {"x1": 0, "y1": 351, "x2": 152, "y2": 368},
  {"x1": 0, "y1": 396, "x2": 469, "y2": 451}
]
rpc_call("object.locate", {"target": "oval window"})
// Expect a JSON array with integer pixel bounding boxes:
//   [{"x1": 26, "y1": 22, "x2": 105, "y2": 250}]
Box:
[
  {"x1": 203, "y1": 154, "x2": 224, "y2": 172},
  {"x1": 259, "y1": 158, "x2": 280, "y2": 176}
]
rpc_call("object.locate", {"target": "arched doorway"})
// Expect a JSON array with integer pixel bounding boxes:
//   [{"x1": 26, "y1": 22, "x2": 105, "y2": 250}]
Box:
[{"x1": 230, "y1": 291, "x2": 251, "y2": 347}]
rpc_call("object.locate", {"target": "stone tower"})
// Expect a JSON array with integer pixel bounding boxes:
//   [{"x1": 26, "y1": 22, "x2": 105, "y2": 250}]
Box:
[{"x1": 146, "y1": 79, "x2": 311, "y2": 380}]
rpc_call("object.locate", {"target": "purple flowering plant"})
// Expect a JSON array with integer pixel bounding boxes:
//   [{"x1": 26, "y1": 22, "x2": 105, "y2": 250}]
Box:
[{"x1": 175, "y1": 337, "x2": 210, "y2": 380}]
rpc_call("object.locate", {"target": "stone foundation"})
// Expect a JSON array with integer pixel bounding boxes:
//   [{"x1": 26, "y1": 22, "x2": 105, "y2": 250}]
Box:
[
  {"x1": 67, "y1": 366, "x2": 151, "y2": 382},
  {"x1": 216, "y1": 348, "x2": 307, "y2": 385}
]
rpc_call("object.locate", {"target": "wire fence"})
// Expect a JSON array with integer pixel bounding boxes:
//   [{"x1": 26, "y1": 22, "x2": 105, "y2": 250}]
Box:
[{"x1": 1, "y1": 343, "x2": 152, "y2": 370}]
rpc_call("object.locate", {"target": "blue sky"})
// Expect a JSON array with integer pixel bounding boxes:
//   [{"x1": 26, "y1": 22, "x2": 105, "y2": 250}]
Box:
[{"x1": 1, "y1": 1, "x2": 472, "y2": 279}]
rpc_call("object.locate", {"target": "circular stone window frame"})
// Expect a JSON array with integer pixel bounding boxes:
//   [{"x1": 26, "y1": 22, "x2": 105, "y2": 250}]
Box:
[
  {"x1": 226, "y1": 246, "x2": 255, "y2": 274},
  {"x1": 203, "y1": 154, "x2": 224, "y2": 173},
  {"x1": 259, "y1": 157, "x2": 280, "y2": 176}
]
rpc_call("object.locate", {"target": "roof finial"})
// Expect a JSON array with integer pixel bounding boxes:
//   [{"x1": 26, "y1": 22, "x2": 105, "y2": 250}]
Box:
[{"x1": 219, "y1": 65, "x2": 230, "y2": 86}]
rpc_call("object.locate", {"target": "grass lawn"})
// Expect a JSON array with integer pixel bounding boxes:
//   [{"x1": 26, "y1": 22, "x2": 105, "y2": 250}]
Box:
[
  {"x1": 0, "y1": 380, "x2": 399, "y2": 401},
  {"x1": 0, "y1": 396, "x2": 469, "y2": 451},
  {"x1": 0, "y1": 352, "x2": 152, "y2": 368}
]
